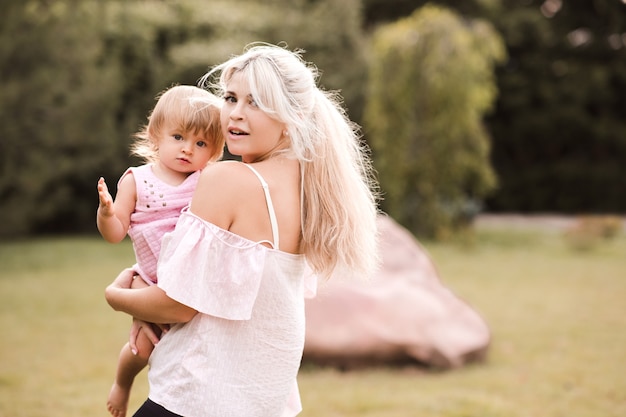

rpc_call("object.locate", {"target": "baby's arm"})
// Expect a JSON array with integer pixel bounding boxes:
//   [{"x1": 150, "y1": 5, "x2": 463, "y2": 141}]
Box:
[{"x1": 97, "y1": 174, "x2": 137, "y2": 243}]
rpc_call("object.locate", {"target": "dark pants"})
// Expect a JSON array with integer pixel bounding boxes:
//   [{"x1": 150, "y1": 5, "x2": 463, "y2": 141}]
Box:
[{"x1": 133, "y1": 399, "x2": 183, "y2": 417}]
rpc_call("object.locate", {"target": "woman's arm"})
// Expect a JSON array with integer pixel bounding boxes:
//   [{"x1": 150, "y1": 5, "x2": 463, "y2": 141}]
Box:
[{"x1": 105, "y1": 268, "x2": 197, "y2": 324}]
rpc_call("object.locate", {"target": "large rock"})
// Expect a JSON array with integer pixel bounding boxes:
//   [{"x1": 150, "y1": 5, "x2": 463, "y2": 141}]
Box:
[{"x1": 303, "y1": 215, "x2": 490, "y2": 370}]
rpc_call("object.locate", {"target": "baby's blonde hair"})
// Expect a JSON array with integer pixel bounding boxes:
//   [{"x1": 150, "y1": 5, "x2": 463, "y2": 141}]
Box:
[
  {"x1": 201, "y1": 44, "x2": 380, "y2": 278},
  {"x1": 132, "y1": 85, "x2": 224, "y2": 164}
]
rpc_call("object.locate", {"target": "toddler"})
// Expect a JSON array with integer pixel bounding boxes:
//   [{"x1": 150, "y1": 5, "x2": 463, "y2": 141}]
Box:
[{"x1": 97, "y1": 85, "x2": 224, "y2": 417}]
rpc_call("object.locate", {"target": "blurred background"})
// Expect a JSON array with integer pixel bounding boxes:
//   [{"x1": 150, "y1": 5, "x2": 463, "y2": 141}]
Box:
[
  {"x1": 2, "y1": 2, "x2": 626, "y2": 416},
  {"x1": 1, "y1": 0, "x2": 625, "y2": 240}
]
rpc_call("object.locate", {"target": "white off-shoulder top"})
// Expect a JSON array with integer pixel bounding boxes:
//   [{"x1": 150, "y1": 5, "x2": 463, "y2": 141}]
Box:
[{"x1": 147, "y1": 164, "x2": 315, "y2": 417}]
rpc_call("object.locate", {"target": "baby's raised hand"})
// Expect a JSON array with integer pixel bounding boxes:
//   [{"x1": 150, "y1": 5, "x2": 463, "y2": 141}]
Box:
[{"x1": 97, "y1": 177, "x2": 114, "y2": 216}]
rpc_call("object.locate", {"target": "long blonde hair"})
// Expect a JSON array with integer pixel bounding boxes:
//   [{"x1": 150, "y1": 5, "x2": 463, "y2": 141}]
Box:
[
  {"x1": 132, "y1": 85, "x2": 224, "y2": 164},
  {"x1": 201, "y1": 44, "x2": 379, "y2": 278}
]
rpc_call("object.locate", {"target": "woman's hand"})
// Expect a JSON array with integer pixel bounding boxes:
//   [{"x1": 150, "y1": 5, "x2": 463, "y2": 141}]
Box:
[{"x1": 109, "y1": 267, "x2": 136, "y2": 290}]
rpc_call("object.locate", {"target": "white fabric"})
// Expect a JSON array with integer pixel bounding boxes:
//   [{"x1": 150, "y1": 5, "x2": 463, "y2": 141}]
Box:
[
  {"x1": 150, "y1": 210, "x2": 308, "y2": 417},
  {"x1": 158, "y1": 210, "x2": 267, "y2": 320},
  {"x1": 243, "y1": 163, "x2": 280, "y2": 249}
]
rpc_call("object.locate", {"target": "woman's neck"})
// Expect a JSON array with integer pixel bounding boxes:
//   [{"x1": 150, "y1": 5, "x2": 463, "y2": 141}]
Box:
[{"x1": 242, "y1": 147, "x2": 291, "y2": 164}]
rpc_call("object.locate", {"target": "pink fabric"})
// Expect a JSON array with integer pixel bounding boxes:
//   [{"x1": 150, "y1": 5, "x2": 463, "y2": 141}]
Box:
[{"x1": 120, "y1": 164, "x2": 200, "y2": 283}]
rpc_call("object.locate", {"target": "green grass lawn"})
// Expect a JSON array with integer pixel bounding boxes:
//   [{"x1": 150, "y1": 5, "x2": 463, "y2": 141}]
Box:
[{"x1": 1, "y1": 223, "x2": 625, "y2": 417}]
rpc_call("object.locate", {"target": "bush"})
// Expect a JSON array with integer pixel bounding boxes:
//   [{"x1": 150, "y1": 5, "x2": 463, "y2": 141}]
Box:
[
  {"x1": 364, "y1": 5, "x2": 505, "y2": 239},
  {"x1": 563, "y1": 215, "x2": 624, "y2": 251}
]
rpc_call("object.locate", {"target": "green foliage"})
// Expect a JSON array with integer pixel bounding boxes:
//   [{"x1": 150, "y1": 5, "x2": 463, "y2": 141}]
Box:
[
  {"x1": 563, "y1": 215, "x2": 624, "y2": 251},
  {"x1": 484, "y1": 0, "x2": 626, "y2": 212},
  {"x1": 3, "y1": 0, "x2": 624, "y2": 238},
  {"x1": 0, "y1": 0, "x2": 124, "y2": 236},
  {"x1": 361, "y1": 0, "x2": 495, "y2": 28},
  {"x1": 0, "y1": 0, "x2": 366, "y2": 238},
  {"x1": 365, "y1": 5, "x2": 505, "y2": 239},
  {"x1": 362, "y1": 0, "x2": 626, "y2": 214}
]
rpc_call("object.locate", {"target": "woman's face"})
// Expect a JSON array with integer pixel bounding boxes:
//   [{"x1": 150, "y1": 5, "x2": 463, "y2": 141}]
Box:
[{"x1": 221, "y1": 72, "x2": 286, "y2": 163}]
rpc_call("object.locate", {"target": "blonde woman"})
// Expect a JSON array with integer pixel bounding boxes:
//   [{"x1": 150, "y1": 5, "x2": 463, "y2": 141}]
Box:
[{"x1": 105, "y1": 43, "x2": 379, "y2": 417}]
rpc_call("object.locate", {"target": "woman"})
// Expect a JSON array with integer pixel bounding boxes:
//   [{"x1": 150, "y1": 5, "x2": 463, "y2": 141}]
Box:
[{"x1": 105, "y1": 43, "x2": 379, "y2": 417}]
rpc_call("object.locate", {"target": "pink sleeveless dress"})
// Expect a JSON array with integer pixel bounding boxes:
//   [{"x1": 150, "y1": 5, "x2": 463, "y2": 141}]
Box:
[{"x1": 119, "y1": 164, "x2": 200, "y2": 284}]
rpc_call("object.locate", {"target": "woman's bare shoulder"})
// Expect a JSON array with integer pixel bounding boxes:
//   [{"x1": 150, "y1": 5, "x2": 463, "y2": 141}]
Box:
[
  {"x1": 200, "y1": 160, "x2": 245, "y2": 179},
  {"x1": 198, "y1": 161, "x2": 259, "y2": 191},
  {"x1": 191, "y1": 161, "x2": 258, "y2": 227}
]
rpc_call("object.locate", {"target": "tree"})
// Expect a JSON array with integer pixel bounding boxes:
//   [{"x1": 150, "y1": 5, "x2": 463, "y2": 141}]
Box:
[
  {"x1": 362, "y1": 0, "x2": 626, "y2": 214},
  {"x1": 483, "y1": 0, "x2": 626, "y2": 212},
  {"x1": 365, "y1": 5, "x2": 505, "y2": 239},
  {"x1": 0, "y1": 0, "x2": 123, "y2": 236},
  {"x1": 0, "y1": 0, "x2": 368, "y2": 237}
]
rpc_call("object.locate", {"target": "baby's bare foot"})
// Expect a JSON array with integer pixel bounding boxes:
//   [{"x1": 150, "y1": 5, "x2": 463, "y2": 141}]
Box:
[{"x1": 107, "y1": 382, "x2": 130, "y2": 417}]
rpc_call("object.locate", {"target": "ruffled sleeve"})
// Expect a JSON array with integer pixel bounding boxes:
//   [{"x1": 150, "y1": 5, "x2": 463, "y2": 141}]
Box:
[{"x1": 157, "y1": 211, "x2": 266, "y2": 320}]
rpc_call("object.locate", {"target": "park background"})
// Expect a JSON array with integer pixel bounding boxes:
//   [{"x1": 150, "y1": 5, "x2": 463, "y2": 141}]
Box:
[
  {"x1": 1, "y1": 0, "x2": 625, "y2": 416},
  {"x1": 1, "y1": 0, "x2": 625, "y2": 239}
]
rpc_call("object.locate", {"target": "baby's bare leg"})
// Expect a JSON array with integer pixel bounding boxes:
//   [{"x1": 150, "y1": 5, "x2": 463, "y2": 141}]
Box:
[{"x1": 107, "y1": 277, "x2": 157, "y2": 417}]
